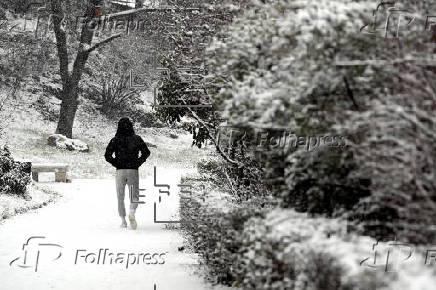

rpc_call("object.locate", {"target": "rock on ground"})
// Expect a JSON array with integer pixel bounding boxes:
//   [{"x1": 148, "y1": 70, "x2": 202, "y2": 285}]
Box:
[{"x1": 47, "y1": 134, "x2": 89, "y2": 152}]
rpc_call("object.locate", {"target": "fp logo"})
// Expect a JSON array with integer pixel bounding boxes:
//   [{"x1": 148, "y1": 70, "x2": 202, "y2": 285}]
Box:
[
  {"x1": 10, "y1": 236, "x2": 63, "y2": 272},
  {"x1": 360, "y1": 238, "x2": 414, "y2": 272}
]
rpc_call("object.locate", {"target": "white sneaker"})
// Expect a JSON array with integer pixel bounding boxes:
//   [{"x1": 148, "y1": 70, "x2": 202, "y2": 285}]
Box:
[
  {"x1": 128, "y1": 214, "x2": 137, "y2": 230},
  {"x1": 120, "y1": 219, "x2": 127, "y2": 228}
]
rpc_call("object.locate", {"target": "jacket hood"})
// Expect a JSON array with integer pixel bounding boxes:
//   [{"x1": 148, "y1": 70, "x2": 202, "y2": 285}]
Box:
[{"x1": 116, "y1": 117, "x2": 135, "y2": 137}]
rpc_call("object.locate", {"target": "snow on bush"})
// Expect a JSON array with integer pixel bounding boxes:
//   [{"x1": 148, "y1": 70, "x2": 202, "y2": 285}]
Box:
[
  {"x1": 179, "y1": 174, "x2": 268, "y2": 285},
  {"x1": 206, "y1": 0, "x2": 436, "y2": 242},
  {"x1": 237, "y1": 208, "x2": 436, "y2": 290},
  {"x1": 0, "y1": 146, "x2": 31, "y2": 197}
]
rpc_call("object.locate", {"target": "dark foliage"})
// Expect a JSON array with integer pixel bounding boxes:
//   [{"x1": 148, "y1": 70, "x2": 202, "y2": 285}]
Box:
[
  {"x1": 0, "y1": 146, "x2": 31, "y2": 197},
  {"x1": 89, "y1": 75, "x2": 140, "y2": 117},
  {"x1": 282, "y1": 148, "x2": 371, "y2": 217},
  {"x1": 180, "y1": 191, "x2": 267, "y2": 285}
]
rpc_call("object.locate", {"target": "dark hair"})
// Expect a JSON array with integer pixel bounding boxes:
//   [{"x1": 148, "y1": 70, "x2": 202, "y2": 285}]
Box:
[{"x1": 115, "y1": 117, "x2": 135, "y2": 137}]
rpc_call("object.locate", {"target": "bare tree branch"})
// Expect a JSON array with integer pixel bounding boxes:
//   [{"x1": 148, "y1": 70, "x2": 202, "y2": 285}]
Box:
[
  {"x1": 85, "y1": 33, "x2": 123, "y2": 53},
  {"x1": 185, "y1": 106, "x2": 243, "y2": 167},
  {"x1": 174, "y1": 92, "x2": 243, "y2": 167}
]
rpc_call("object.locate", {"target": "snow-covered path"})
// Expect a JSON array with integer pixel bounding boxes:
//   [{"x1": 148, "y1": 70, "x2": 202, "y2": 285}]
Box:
[{"x1": 0, "y1": 168, "x2": 225, "y2": 290}]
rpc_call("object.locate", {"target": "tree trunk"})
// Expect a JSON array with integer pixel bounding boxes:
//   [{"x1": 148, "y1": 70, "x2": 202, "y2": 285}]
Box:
[
  {"x1": 50, "y1": 0, "x2": 120, "y2": 139},
  {"x1": 55, "y1": 87, "x2": 79, "y2": 138}
]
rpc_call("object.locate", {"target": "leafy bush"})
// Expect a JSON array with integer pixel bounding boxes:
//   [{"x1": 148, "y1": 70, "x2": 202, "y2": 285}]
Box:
[
  {"x1": 153, "y1": 65, "x2": 191, "y2": 123},
  {"x1": 0, "y1": 32, "x2": 52, "y2": 85},
  {"x1": 235, "y1": 209, "x2": 390, "y2": 290},
  {"x1": 0, "y1": 146, "x2": 31, "y2": 197},
  {"x1": 33, "y1": 94, "x2": 60, "y2": 122},
  {"x1": 282, "y1": 147, "x2": 371, "y2": 216},
  {"x1": 180, "y1": 180, "x2": 268, "y2": 285},
  {"x1": 127, "y1": 107, "x2": 161, "y2": 128},
  {"x1": 153, "y1": 63, "x2": 210, "y2": 124},
  {"x1": 204, "y1": 0, "x2": 375, "y2": 212},
  {"x1": 89, "y1": 75, "x2": 141, "y2": 118},
  {"x1": 181, "y1": 191, "x2": 391, "y2": 290},
  {"x1": 87, "y1": 73, "x2": 162, "y2": 126},
  {"x1": 197, "y1": 158, "x2": 225, "y2": 178},
  {"x1": 0, "y1": 0, "x2": 31, "y2": 14},
  {"x1": 191, "y1": 125, "x2": 208, "y2": 148},
  {"x1": 205, "y1": 0, "x2": 436, "y2": 243},
  {"x1": 197, "y1": 157, "x2": 270, "y2": 202}
]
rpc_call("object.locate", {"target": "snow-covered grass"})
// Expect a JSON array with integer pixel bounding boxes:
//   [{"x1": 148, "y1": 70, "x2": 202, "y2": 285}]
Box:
[
  {"x1": 1, "y1": 87, "x2": 212, "y2": 180},
  {"x1": 0, "y1": 182, "x2": 59, "y2": 222}
]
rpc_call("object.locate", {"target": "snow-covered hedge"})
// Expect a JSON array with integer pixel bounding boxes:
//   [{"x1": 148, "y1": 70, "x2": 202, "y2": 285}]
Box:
[
  {"x1": 236, "y1": 209, "x2": 436, "y2": 290},
  {"x1": 0, "y1": 146, "x2": 31, "y2": 197},
  {"x1": 206, "y1": 0, "x2": 436, "y2": 243},
  {"x1": 235, "y1": 209, "x2": 384, "y2": 289},
  {"x1": 206, "y1": 0, "x2": 376, "y2": 225},
  {"x1": 181, "y1": 185, "x2": 436, "y2": 289},
  {"x1": 180, "y1": 181, "x2": 268, "y2": 285},
  {"x1": 181, "y1": 169, "x2": 436, "y2": 290}
]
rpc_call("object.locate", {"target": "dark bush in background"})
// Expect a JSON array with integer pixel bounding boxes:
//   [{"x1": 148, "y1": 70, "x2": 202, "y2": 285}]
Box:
[
  {"x1": 128, "y1": 108, "x2": 161, "y2": 128},
  {"x1": 0, "y1": 0, "x2": 31, "y2": 14},
  {"x1": 87, "y1": 74, "x2": 161, "y2": 127},
  {"x1": 0, "y1": 146, "x2": 31, "y2": 197},
  {"x1": 89, "y1": 75, "x2": 140, "y2": 117},
  {"x1": 153, "y1": 66, "x2": 189, "y2": 124},
  {"x1": 282, "y1": 147, "x2": 371, "y2": 217}
]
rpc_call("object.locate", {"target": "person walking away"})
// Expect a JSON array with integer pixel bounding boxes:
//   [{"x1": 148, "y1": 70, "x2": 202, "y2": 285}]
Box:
[{"x1": 104, "y1": 117, "x2": 150, "y2": 229}]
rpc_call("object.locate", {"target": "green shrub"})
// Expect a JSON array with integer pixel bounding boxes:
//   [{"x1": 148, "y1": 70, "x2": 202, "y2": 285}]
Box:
[{"x1": 0, "y1": 146, "x2": 31, "y2": 197}]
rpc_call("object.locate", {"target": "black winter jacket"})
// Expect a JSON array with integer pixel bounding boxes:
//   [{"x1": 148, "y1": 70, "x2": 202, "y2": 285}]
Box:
[{"x1": 104, "y1": 135, "x2": 150, "y2": 170}]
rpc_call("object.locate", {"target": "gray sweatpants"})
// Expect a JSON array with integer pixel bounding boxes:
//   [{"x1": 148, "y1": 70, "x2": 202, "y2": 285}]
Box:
[{"x1": 116, "y1": 169, "x2": 139, "y2": 217}]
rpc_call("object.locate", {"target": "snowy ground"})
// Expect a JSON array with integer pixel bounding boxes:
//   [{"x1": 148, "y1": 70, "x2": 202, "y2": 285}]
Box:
[{"x1": 0, "y1": 168, "x2": 230, "y2": 290}]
